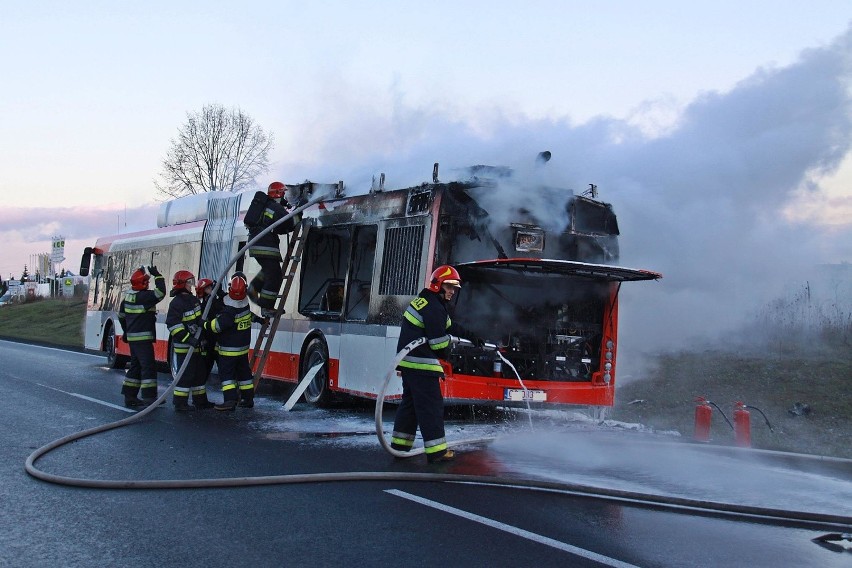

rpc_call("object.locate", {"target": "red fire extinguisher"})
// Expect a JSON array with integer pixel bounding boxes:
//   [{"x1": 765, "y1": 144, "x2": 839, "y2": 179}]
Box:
[
  {"x1": 694, "y1": 396, "x2": 712, "y2": 442},
  {"x1": 734, "y1": 401, "x2": 751, "y2": 448},
  {"x1": 492, "y1": 352, "x2": 503, "y2": 378}
]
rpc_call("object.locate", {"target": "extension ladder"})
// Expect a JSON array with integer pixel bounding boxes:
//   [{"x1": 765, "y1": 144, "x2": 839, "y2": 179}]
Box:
[{"x1": 250, "y1": 219, "x2": 310, "y2": 387}]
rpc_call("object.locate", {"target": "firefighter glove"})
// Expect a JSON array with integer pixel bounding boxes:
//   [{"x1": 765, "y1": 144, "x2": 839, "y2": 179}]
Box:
[
  {"x1": 469, "y1": 335, "x2": 485, "y2": 348},
  {"x1": 147, "y1": 265, "x2": 161, "y2": 277},
  {"x1": 187, "y1": 333, "x2": 201, "y2": 348}
]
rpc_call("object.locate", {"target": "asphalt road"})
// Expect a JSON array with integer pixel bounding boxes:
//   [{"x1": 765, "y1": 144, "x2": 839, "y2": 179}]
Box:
[{"x1": 1, "y1": 339, "x2": 849, "y2": 568}]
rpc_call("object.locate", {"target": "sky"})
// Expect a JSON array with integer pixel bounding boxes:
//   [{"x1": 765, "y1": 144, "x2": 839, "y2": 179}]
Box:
[{"x1": 1, "y1": 2, "x2": 851, "y2": 356}]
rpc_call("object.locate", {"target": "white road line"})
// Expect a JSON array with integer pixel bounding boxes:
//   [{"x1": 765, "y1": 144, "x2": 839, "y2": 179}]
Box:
[
  {"x1": 0, "y1": 339, "x2": 101, "y2": 357},
  {"x1": 385, "y1": 489, "x2": 640, "y2": 568},
  {"x1": 38, "y1": 383, "x2": 136, "y2": 413}
]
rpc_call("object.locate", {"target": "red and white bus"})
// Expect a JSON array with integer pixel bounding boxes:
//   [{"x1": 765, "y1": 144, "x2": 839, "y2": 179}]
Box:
[{"x1": 80, "y1": 159, "x2": 660, "y2": 407}]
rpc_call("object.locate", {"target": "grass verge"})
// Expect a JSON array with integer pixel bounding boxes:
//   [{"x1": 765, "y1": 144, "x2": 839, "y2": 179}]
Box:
[{"x1": 0, "y1": 298, "x2": 87, "y2": 347}]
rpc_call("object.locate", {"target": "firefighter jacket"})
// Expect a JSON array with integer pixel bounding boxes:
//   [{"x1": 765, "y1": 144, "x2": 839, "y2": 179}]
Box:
[
  {"x1": 204, "y1": 296, "x2": 257, "y2": 358},
  {"x1": 118, "y1": 275, "x2": 166, "y2": 342},
  {"x1": 166, "y1": 288, "x2": 202, "y2": 354},
  {"x1": 246, "y1": 193, "x2": 300, "y2": 261},
  {"x1": 396, "y1": 288, "x2": 473, "y2": 376}
]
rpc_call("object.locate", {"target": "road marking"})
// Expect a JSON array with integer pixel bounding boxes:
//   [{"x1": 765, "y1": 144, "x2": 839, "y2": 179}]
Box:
[
  {"x1": 385, "y1": 489, "x2": 640, "y2": 568},
  {"x1": 38, "y1": 384, "x2": 136, "y2": 413},
  {"x1": 0, "y1": 339, "x2": 101, "y2": 358}
]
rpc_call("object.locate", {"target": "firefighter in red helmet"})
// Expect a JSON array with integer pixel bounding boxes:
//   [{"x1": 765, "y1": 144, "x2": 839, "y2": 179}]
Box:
[
  {"x1": 204, "y1": 273, "x2": 262, "y2": 410},
  {"x1": 391, "y1": 264, "x2": 484, "y2": 463},
  {"x1": 117, "y1": 266, "x2": 166, "y2": 407},
  {"x1": 195, "y1": 277, "x2": 224, "y2": 384},
  {"x1": 165, "y1": 270, "x2": 214, "y2": 410},
  {"x1": 244, "y1": 181, "x2": 302, "y2": 316}
]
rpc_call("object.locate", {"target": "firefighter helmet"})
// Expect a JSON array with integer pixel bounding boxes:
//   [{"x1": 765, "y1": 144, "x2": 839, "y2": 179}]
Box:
[
  {"x1": 195, "y1": 278, "x2": 214, "y2": 298},
  {"x1": 267, "y1": 181, "x2": 287, "y2": 199},
  {"x1": 130, "y1": 267, "x2": 149, "y2": 291},
  {"x1": 428, "y1": 265, "x2": 462, "y2": 293},
  {"x1": 228, "y1": 274, "x2": 248, "y2": 301},
  {"x1": 172, "y1": 270, "x2": 196, "y2": 290}
]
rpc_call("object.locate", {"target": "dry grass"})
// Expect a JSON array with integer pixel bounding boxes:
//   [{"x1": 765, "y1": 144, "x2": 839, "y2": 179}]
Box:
[{"x1": 612, "y1": 346, "x2": 852, "y2": 459}]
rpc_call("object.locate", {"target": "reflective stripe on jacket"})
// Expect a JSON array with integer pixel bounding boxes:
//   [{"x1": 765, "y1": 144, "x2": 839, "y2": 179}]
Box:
[
  {"x1": 117, "y1": 275, "x2": 166, "y2": 342},
  {"x1": 166, "y1": 289, "x2": 202, "y2": 354},
  {"x1": 396, "y1": 288, "x2": 454, "y2": 376},
  {"x1": 206, "y1": 301, "x2": 254, "y2": 357}
]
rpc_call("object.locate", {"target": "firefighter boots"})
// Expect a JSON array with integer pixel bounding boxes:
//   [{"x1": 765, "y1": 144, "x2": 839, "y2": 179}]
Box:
[
  {"x1": 427, "y1": 450, "x2": 455, "y2": 464},
  {"x1": 215, "y1": 401, "x2": 237, "y2": 411}
]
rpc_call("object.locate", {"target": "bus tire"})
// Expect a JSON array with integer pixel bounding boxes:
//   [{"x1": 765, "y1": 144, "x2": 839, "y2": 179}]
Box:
[
  {"x1": 301, "y1": 338, "x2": 332, "y2": 407},
  {"x1": 105, "y1": 324, "x2": 128, "y2": 369}
]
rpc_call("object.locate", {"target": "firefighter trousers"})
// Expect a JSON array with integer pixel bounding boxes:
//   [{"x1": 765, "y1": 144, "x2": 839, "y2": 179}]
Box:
[
  {"x1": 217, "y1": 354, "x2": 254, "y2": 403},
  {"x1": 172, "y1": 350, "x2": 210, "y2": 407},
  {"x1": 249, "y1": 256, "x2": 283, "y2": 309},
  {"x1": 123, "y1": 341, "x2": 158, "y2": 400},
  {"x1": 390, "y1": 370, "x2": 449, "y2": 458}
]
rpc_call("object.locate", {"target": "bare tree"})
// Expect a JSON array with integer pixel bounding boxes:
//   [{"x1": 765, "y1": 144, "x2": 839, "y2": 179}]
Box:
[{"x1": 155, "y1": 104, "x2": 274, "y2": 198}]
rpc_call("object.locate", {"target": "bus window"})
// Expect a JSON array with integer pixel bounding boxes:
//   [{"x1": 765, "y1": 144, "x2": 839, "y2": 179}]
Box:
[
  {"x1": 345, "y1": 225, "x2": 378, "y2": 321},
  {"x1": 299, "y1": 227, "x2": 352, "y2": 317}
]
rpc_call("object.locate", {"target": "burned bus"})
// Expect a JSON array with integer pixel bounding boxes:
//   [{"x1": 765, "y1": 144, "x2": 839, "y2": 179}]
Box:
[{"x1": 80, "y1": 157, "x2": 659, "y2": 407}]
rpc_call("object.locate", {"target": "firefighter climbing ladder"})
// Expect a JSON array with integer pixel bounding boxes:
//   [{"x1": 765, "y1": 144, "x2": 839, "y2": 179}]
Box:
[{"x1": 250, "y1": 219, "x2": 310, "y2": 387}]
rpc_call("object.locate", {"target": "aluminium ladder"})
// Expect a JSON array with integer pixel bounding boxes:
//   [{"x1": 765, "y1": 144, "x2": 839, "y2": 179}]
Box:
[{"x1": 250, "y1": 219, "x2": 310, "y2": 387}]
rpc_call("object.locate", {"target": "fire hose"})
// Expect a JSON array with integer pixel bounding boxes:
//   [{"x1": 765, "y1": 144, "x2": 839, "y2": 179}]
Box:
[{"x1": 21, "y1": 193, "x2": 852, "y2": 532}]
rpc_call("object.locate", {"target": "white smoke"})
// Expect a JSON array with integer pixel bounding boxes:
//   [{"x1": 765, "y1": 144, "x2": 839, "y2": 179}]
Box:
[{"x1": 275, "y1": 26, "x2": 852, "y2": 362}]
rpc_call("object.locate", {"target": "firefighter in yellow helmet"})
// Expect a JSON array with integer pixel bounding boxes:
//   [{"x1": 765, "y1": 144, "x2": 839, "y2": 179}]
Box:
[
  {"x1": 390, "y1": 265, "x2": 483, "y2": 463},
  {"x1": 117, "y1": 266, "x2": 166, "y2": 408}
]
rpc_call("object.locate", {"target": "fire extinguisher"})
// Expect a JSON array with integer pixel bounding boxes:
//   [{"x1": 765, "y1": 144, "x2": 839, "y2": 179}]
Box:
[
  {"x1": 733, "y1": 402, "x2": 773, "y2": 449},
  {"x1": 492, "y1": 351, "x2": 503, "y2": 378},
  {"x1": 734, "y1": 401, "x2": 751, "y2": 447},
  {"x1": 694, "y1": 396, "x2": 713, "y2": 442}
]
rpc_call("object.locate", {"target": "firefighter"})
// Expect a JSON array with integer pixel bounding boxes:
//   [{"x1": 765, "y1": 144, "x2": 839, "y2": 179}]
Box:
[
  {"x1": 195, "y1": 278, "x2": 224, "y2": 384},
  {"x1": 245, "y1": 181, "x2": 301, "y2": 316},
  {"x1": 117, "y1": 266, "x2": 166, "y2": 408},
  {"x1": 391, "y1": 265, "x2": 483, "y2": 463},
  {"x1": 165, "y1": 270, "x2": 213, "y2": 410},
  {"x1": 204, "y1": 273, "x2": 261, "y2": 411}
]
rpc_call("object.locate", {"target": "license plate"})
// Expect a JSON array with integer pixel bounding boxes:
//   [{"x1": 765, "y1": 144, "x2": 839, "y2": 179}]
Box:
[{"x1": 504, "y1": 388, "x2": 547, "y2": 402}]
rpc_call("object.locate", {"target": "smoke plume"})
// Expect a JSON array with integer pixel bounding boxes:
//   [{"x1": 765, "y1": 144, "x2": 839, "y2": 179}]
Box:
[{"x1": 279, "y1": 25, "x2": 852, "y2": 364}]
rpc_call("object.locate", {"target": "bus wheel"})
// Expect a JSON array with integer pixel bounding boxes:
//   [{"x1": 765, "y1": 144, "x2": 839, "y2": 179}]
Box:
[
  {"x1": 302, "y1": 338, "x2": 332, "y2": 407},
  {"x1": 105, "y1": 325, "x2": 128, "y2": 369}
]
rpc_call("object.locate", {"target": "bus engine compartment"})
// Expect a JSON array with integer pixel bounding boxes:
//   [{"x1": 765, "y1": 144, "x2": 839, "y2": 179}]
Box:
[{"x1": 450, "y1": 266, "x2": 611, "y2": 382}]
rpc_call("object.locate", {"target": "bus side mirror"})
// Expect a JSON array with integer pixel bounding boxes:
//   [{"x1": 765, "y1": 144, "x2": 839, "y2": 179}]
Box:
[{"x1": 79, "y1": 247, "x2": 93, "y2": 277}]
